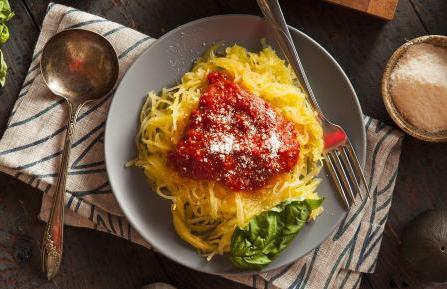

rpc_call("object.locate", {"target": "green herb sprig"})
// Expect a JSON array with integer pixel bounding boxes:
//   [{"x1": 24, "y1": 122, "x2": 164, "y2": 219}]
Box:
[
  {"x1": 0, "y1": 0, "x2": 14, "y2": 86},
  {"x1": 230, "y1": 198, "x2": 323, "y2": 269}
]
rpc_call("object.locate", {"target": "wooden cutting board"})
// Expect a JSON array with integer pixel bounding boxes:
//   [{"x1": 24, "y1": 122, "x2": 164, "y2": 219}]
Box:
[{"x1": 325, "y1": 0, "x2": 399, "y2": 20}]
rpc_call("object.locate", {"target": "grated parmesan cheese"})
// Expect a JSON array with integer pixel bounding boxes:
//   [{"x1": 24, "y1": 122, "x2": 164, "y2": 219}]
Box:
[
  {"x1": 390, "y1": 43, "x2": 447, "y2": 132},
  {"x1": 209, "y1": 135, "x2": 235, "y2": 155},
  {"x1": 268, "y1": 132, "x2": 281, "y2": 157}
]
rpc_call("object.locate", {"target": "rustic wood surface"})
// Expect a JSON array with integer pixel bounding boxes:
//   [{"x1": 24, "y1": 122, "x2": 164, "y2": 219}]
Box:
[
  {"x1": 324, "y1": 0, "x2": 400, "y2": 20},
  {"x1": 0, "y1": 0, "x2": 446, "y2": 288}
]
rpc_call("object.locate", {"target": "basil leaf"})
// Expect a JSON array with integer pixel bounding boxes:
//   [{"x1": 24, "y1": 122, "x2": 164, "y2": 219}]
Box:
[
  {"x1": 230, "y1": 199, "x2": 323, "y2": 269},
  {"x1": 304, "y1": 198, "x2": 324, "y2": 210},
  {"x1": 0, "y1": 23, "x2": 9, "y2": 44},
  {"x1": 0, "y1": 0, "x2": 13, "y2": 87},
  {"x1": 0, "y1": 0, "x2": 13, "y2": 23},
  {"x1": 0, "y1": 49, "x2": 7, "y2": 86}
]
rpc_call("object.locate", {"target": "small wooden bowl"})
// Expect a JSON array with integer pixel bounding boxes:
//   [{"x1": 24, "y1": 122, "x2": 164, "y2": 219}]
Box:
[{"x1": 382, "y1": 35, "x2": 447, "y2": 142}]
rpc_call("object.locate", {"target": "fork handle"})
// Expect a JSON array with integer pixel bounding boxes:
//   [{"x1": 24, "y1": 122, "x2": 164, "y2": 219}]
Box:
[{"x1": 256, "y1": 0, "x2": 323, "y2": 117}]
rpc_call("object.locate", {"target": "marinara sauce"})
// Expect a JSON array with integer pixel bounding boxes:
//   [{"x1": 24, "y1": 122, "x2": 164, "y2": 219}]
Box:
[{"x1": 168, "y1": 71, "x2": 300, "y2": 191}]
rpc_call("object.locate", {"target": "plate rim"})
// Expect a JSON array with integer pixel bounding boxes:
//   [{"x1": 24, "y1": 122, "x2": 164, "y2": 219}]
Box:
[{"x1": 104, "y1": 14, "x2": 366, "y2": 276}]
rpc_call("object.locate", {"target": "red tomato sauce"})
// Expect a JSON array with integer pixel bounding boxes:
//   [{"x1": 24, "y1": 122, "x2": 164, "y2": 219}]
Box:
[{"x1": 168, "y1": 71, "x2": 300, "y2": 191}]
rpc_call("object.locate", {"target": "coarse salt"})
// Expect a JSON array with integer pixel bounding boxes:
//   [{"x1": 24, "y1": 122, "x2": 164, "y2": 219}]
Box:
[{"x1": 390, "y1": 43, "x2": 447, "y2": 132}]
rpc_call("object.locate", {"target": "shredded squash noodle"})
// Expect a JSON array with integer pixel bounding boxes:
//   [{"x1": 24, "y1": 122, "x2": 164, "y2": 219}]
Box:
[{"x1": 131, "y1": 44, "x2": 324, "y2": 259}]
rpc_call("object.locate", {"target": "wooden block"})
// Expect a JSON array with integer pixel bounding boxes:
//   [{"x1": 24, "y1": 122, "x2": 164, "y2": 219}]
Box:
[{"x1": 325, "y1": 0, "x2": 399, "y2": 20}]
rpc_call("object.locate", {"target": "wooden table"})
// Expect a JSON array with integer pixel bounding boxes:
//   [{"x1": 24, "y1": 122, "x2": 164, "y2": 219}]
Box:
[{"x1": 1, "y1": 1, "x2": 446, "y2": 288}]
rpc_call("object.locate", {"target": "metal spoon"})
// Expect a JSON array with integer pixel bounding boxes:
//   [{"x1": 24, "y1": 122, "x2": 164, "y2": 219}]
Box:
[{"x1": 40, "y1": 29, "x2": 119, "y2": 280}]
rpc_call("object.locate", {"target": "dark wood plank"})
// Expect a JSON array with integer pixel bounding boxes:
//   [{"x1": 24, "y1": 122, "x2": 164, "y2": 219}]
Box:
[
  {"x1": 410, "y1": 0, "x2": 447, "y2": 35},
  {"x1": 157, "y1": 255, "x2": 251, "y2": 289},
  {"x1": 0, "y1": 0, "x2": 40, "y2": 136},
  {"x1": 56, "y1": 230, "x2": 171, "y2": 288},
  {"x1": 0, "y1": 173, "x2": 55, "y2": 289},
  {"x1": 360, "y1": 277, "x2": 374, "y2": 289},
  {"x1": 22, "y1": 0, "x2": 136, "y2": 30},
  {"x1": 23, "y1": 0, "x2": 223, "y2": 39}
]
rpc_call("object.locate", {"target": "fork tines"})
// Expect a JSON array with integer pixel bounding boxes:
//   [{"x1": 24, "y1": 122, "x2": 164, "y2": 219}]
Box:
[{"x1": 324, "y1": 141, "x2": 370, "y2": 208}]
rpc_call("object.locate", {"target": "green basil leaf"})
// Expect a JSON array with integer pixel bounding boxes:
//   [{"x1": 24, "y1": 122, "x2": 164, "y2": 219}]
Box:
[
  {"x1": 0, "y1": 0, "x2": 14, "y2": 23},
  {"x1": 230, "y1": 199, "x2": 322, "y2": 269},
  {"x1": 304, "y1": 198, "x2": 324, "y2": 210},
  {"x1": 0, "y1": 49, "x2": 7, "y2": 86},
  {"x1": 0, "y1": 23, "x2": 9, "y2": 44},
  {"x1": 0, "y1": 0, "x2": 14, "y2": 86}
]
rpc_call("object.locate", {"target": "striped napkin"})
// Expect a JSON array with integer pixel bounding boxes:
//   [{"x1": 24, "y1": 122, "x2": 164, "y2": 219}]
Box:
[{"x1": 0, "y1": 3, "x2": 404, "y2": 289}]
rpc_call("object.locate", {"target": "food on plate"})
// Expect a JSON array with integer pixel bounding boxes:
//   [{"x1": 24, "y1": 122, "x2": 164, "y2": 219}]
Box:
[
  {"x1": 390, "y1": 43, "x2": 447, "y2": 133},
  {"x1": 168, "y1": 71, "x2": 301, "y2": 192},
  {"x1": 131, "y1": 44, "x2": 324, "y2": 268}
]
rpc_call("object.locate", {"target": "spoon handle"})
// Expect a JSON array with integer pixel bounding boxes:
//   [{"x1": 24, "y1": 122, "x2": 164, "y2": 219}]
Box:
[{"x1": 41, "y1": 101, "x2": 77, "y2": 280}]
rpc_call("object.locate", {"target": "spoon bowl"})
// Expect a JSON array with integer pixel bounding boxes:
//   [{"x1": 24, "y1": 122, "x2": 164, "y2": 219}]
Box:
[{"x1": 41, "y1": 29, "x2": 119, "y2": 104}]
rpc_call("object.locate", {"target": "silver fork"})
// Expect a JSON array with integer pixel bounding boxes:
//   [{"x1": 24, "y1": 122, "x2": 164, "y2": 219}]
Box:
[{"x1": 257, "y1": 0, "x2": 370, "y2": 208}]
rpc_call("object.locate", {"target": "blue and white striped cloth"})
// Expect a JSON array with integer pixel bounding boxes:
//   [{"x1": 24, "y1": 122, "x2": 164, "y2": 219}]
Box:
[{"x1": 0, "y1": 4, "x2": 404, "y2": 289}]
